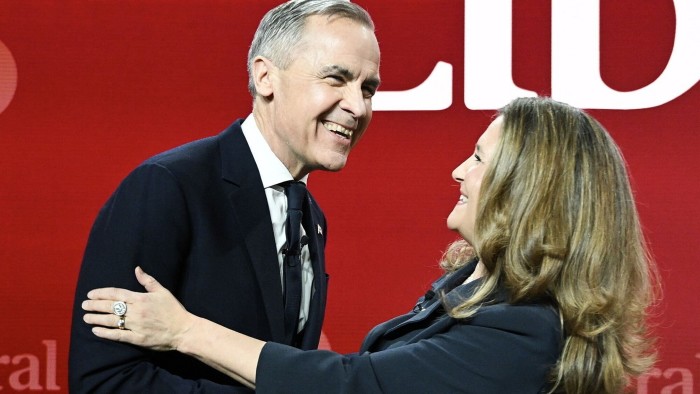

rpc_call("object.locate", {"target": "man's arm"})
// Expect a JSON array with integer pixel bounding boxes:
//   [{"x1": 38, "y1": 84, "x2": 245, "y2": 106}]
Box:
[{"x1": 69, "y1": 163, "x2": 250, "y2": 393}]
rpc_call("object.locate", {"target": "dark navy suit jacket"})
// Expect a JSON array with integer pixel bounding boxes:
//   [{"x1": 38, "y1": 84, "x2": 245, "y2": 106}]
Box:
[
  {"x1": 256, "y1": 260, "x2": 563, "y2": 393},
  {"x1": 69, "y1": 119, "x2": 328, "y2": 393}
]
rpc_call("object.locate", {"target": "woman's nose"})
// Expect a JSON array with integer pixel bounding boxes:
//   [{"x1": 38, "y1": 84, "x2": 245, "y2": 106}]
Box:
[{"x1": 452, "y1": 160, "x2": 468, "y2": 182}]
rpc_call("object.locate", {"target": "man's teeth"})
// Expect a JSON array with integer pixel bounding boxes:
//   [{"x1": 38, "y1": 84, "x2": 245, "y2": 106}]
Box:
[{"x1": 324, "y1": 122, "x2": 353, "y2": 139}]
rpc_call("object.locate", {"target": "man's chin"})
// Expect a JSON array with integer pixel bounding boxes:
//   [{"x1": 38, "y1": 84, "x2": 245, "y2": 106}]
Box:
[
  {"x1": 320, "y1": 164, "x2": 346, "y2": 173},
  {"x1": 318, "y1": 156, "x2": 349, "y2": 172}
]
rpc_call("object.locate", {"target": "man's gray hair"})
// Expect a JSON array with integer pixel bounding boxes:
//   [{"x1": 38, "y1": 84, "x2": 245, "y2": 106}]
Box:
[{"x1": 247, "y1": 0, "x2": 375, "y2": 96}]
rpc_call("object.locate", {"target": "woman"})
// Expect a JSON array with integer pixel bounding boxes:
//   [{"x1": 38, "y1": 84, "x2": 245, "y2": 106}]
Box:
[{"x1": 83, "y1": 97, "x2": 658, "y2": 393}]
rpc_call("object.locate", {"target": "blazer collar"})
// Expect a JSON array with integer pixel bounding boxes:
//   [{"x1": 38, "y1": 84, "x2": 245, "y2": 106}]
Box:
[
  {"x1": 218, "y1": 121, "x2": 328, "y2": 345},
  {"x1": 219, "y1": 120, "x2": 287, "y2": 343},
  {"x1": 384, "y1": 258, "x2": 507, "y2": 337}
]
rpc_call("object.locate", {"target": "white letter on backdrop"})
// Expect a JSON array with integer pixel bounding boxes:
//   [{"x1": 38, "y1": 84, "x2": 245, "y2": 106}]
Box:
[
  {"x1": 552, "y1": 0, "x2": 700, "y2": 109},
  {"x1": 464, "y1": 0, "x2": 536, "y2": 110},
  {"x1": 372, "y1": 61, "x2": 453, "y2": 111}
]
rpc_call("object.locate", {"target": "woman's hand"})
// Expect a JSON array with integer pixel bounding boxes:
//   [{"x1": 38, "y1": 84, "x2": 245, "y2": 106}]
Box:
[{"x1": 82, "y1": 266, "x2": 196, "y2": 351}]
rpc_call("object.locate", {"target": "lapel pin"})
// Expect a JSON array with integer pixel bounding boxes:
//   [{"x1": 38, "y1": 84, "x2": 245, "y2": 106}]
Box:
[{"x1": 317, "y1": 224, "x2": 323, "y2": 236}]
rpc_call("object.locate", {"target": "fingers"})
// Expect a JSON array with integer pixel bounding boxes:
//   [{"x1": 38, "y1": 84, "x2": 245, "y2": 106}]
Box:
[
  {"x1": 81, "y1": 269, "x2": 179, "y2": 351},
  {"x1": 87, "y1": 310, "x2": 172, "y2": 351},
  {"x1": 86, "y1": 267, "x2": 163, "y2": 302},
  {"x1": 81, "y1": 299, "x2": 118, "y2": 314},
  {"x1": 83, "y1": 311, "x2": 123, "y2": 328},
  {"x1": 87, "y1": 287, "x2": 136, "y2": 302},
  {"x1": 135, "y1": 266, "x2": 163, "y2": 293},
  {"x1": 92, "y1": 326, "x2": 139, "y2": 344}
]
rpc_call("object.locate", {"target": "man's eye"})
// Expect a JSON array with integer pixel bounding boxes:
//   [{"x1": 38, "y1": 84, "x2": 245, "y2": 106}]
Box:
[{"x1": 327, "y1": 75, "x2": 344, "y2": 82}]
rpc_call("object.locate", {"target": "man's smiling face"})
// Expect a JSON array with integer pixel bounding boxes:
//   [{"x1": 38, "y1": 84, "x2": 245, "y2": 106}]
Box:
[{"x1": 261, "y1": 15, "x2": 381, "y2": 178}]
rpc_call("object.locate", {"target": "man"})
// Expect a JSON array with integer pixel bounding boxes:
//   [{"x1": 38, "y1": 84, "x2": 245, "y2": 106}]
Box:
[{"x1": 69, "y1": 0, "x2": 381, "y2": 392}]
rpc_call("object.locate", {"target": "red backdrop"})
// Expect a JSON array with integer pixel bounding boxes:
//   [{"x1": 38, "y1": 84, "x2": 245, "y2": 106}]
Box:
[{"x1": 1, "y1": 1, "x2": 698, "y2": 392}]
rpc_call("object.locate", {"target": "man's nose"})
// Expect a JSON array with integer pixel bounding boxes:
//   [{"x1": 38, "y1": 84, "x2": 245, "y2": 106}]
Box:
[{"x1": 340, "y1": 85, "x2": 368, "y2": 118}]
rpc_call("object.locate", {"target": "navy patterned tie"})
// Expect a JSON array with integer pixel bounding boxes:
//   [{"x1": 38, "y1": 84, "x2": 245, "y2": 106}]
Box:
[{"x1": 283, "y1": 181, "x2": 307, "y2": 344}]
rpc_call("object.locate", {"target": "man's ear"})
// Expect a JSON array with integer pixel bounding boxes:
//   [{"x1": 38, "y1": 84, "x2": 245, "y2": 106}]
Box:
[{"x1": 251, "y1": 56, "x2": 275, "y2": 98}]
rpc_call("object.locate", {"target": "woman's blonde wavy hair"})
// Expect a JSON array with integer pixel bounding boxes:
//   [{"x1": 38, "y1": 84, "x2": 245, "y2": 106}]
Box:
[{"x1": 440, "y1": 97, "x2": 659, "y2": 393}]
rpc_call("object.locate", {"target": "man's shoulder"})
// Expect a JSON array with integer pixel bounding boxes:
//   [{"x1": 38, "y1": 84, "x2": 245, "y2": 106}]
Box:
[{"x1": 143, "y1": 119, "x2": 246, "y2": 168}]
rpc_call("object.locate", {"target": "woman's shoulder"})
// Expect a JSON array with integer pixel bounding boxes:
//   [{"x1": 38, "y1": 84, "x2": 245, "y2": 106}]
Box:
[{"x1": 468, "y1": 301, "x2": 562, "y2": 347}]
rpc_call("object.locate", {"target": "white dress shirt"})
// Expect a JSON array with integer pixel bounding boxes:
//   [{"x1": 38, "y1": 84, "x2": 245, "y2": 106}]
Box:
[{"x1": 241, "y1": 114, "x2": 313, "y2": 332}]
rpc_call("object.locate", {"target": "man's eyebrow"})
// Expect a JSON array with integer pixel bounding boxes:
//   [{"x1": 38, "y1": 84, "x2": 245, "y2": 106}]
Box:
[
  {"x1": 321, "y1": 65, "x2": 381, "y2": 89},
  {"x1": 321, "y1": 65, "x2": 354, "y2": 79},
  {"x1": 365, "y1": 75, "x2": 381, "y2": 91}
]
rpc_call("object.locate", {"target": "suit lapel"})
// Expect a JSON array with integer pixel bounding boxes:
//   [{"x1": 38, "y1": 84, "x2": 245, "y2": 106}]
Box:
[
  {"x1": 219, "y1": 122, "x2": 286, "y2": 343},
  {"x1": 299, "y1": 194, "x2": 327, "y2": 348}
]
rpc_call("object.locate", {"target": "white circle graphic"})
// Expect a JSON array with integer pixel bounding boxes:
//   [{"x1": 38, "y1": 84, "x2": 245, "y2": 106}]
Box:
[{"x1": 0, "y1": 40, "x2": 18, "y2": 115}]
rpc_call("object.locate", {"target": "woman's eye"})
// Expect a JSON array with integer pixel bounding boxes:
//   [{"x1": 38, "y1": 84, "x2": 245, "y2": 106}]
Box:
[{"x1": 474, "y1": 153, "x2": 482, "y2": 162}]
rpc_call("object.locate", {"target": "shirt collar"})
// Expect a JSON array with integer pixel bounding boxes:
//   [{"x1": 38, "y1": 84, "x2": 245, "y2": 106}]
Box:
[{"x1": 241, "y1": 114, "x2": 309, "y2": 188}]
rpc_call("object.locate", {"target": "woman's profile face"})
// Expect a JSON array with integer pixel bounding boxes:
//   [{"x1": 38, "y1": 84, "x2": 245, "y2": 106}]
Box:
[{"x1": 446, "y1": 116, "x2": 502, "y2": 244}]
